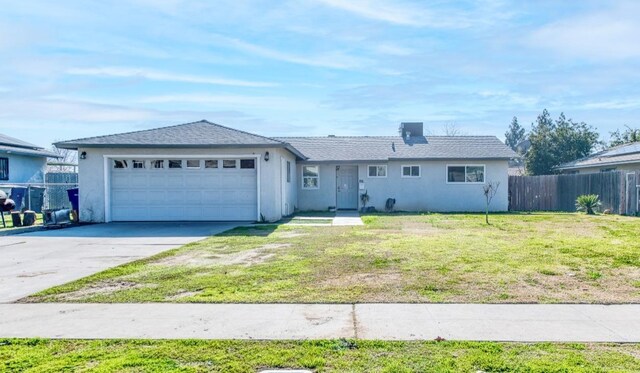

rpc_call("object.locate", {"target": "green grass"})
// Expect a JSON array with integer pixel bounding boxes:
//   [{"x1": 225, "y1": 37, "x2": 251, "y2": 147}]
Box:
[
  {"x1": 25, "y1": 212, "x2": 640, "y2": 304},
  {"x1": 0, "y1": 213, "x2": 42, "y2": 229},
  {"x1": 2, "y1": 339, "x2": 640, "y2": 372}
]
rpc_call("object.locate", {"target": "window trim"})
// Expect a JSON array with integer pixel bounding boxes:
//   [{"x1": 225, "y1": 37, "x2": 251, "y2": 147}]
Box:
[
  {"x1": 367, "y1": 164, "x2": 388, "y2": 178},
  {"x1": 168, "y1": 159, "x2": 183, "y2": 169},
  {"x1": 151, "y1": 160, "x2": 165, "y2": 169},
  {"x1": 301, "y1": 165, "x2": 320, "y2": 190},
  {"x1": 186, "y1": 159, "x2": 201, "y2": 169},
  {"x1": 204, "y1": 159, "x2": 219, "y2": 169},
  {"x1": 240, "y1": 159, "x2": 256, "y2": 169},
  {"x1": 446, "y1": 164, "x2": 486, "y2": 184},
  {"x1": 223, "y1": 159, "x2": 237, "y2": 169},
  {"x1": 401, "y1": 165, "x2": 421, "y2": 178},
  {"x1": 0, "y1": 157, "x2": 8, "y2": 181},
  {"x1": 132, "y1": 160, "x2": 146, "y2": 169}
]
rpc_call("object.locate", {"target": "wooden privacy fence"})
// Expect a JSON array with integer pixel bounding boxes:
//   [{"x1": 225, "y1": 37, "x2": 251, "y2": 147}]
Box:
[{"x1": 508, "y1": 171, "x2": 639, "y2": 215}]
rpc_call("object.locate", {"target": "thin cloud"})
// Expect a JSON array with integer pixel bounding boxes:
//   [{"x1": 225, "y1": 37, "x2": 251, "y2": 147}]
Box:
[
  {"x1": 313, "y1": 0, "x2": 470, "y2": 28},
  {"x1": 66, "y1": 67, "x2": 277, "y2": 87},
  {"x1": 138, "y1": 93, "x2": 317, "y2": 110}
]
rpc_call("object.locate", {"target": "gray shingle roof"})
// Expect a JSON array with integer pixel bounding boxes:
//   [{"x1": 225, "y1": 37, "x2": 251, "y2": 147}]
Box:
[
  {"x1": 55, "y1": 120, "x2": 287, "y2": 149},
  {"x1": 0, "y1": 133, "x2": 59, "y2": 158},
  {"x1": 276, "y1": 135, "x2": 517, "y2": 162},
  {"x1": 556, "y1": 142, "x2": 640, "y2": 170}
]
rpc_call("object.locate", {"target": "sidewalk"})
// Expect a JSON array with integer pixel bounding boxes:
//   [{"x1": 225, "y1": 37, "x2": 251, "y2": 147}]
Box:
[{"x1": 1, "y1": 303, "x2": 639, "y2": 342}]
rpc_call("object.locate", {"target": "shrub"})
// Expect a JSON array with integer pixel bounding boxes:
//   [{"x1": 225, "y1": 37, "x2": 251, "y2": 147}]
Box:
[{"x1": 576, "y1": 194, "x2": 601, "y2": 215}]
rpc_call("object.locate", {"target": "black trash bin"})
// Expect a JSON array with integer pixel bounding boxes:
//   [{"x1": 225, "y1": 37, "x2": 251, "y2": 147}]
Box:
[{"x1": 67, "y1": 188, "x2": 79, "y2": 212}]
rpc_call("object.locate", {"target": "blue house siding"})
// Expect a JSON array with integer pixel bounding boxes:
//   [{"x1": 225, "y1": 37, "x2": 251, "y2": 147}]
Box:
[{"x1": 0, "y1": 153, "x2": 47, "y2": 184}]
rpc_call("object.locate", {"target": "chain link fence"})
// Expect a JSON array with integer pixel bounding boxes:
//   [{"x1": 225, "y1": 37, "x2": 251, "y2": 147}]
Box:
[{"x1": 1, "y1": 173, "x2": 78, "y2": 212}]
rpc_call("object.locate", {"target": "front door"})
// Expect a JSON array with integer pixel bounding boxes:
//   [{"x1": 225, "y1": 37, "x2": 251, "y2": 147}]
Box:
[{"x1": 336, "y1": 165, "x2": 358, "y2": 210}]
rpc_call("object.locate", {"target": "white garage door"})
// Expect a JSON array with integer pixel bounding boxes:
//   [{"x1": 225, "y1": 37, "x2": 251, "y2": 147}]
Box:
[{"x1": 109, "y1": 157, "x2": 257, "y2": 221}]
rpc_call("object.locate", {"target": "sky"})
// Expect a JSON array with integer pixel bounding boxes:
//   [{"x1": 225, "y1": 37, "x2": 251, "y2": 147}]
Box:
[{"x1": 1, "y1": 0, "x2": 639, "y2": 148}]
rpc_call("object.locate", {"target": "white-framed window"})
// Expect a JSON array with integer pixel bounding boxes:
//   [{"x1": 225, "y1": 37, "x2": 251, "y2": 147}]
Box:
[
  {"x1": 447, "y1": 165, "x2": 485, "y2": 183},
  {"x1": 151, "y1": 160, "x2": 164, "y2": 169},
  {"x1": 113, "y1": 160, "x2": 128, "y2": 169},
  {"x1": 240, "y1": 159, "x2": 255, "y2": 169},
  {"x1": 368, "y1": 165, "x2": 387, "y2": 178},
  {"x1": 0, "y1": 157, "x2": 8, "y2": 180},
  {"x1": 223, "y1": 159, "x2": 237, "y2": 169},
  {"x1": 132, "y1": 160, "x2": 146, "y2": 169},
  {"x1": 402, "y1": 165, "x2": 420, "y2": 178},
  {"x1": 302, "y1": 165, "x2": 319, "y2": 189},
  {"x1": 186, "y1": 160, "x2": 201, "y2": 169},
  {"x1": 286, "y1": 161, "x2": 291, "y2": 183},
  {"x1": 204, "y1": 160, "x2": 218, "y2": 169},
  {"x1": 168, "y1": 160, "x2": 182, "y2": 169}
]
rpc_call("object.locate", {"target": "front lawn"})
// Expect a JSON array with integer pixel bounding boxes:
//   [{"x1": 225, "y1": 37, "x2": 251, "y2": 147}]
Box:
[
  {"x1": 25, "y1": 213, "x2": 640, "y2": 303},
  {"x1": 2, "y1": 339, "x2": 640, "y2": 372}
]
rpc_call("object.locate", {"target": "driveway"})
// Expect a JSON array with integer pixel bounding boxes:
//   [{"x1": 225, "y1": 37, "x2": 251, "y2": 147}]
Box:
[{"x1": 0, "y1": 222, "x2": 239, "y2": 303}]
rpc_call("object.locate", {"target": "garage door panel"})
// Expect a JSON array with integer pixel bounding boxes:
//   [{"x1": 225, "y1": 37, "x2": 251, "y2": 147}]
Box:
[{"x1": 110, "y1": 158, "x2": 257, "y2": 221}]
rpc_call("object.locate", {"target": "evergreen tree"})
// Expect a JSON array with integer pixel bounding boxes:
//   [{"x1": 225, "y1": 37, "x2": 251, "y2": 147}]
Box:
[
  {"x1": 505, "y1": 116, "x2": 526, "y2": 151},
  {"x1": 525, "y1": 110, "x2": 599, "y2": 175}
]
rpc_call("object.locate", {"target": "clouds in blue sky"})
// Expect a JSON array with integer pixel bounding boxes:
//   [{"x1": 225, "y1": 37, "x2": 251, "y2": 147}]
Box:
[{"x1": 0, "y1": 0, "x2": 639, "y2": 146}]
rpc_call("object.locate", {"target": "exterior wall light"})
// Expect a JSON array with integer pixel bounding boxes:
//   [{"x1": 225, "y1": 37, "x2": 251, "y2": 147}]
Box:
[
  {"x1": 80, "y1": 151, "x2": 87, "y2": 160},
  {"x1": 265, "y1": 151, "x2": 270, "y2": 161}
]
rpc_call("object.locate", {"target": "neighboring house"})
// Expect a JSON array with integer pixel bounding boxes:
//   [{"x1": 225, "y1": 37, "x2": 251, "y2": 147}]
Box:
[
  {"x1": 55, "y1": 120, "x2": 517, "y2": 223},
  {"x1": 0, "y1": 133, "x2": 59, "y2": 184},
  {"x1": 556, "y1": 142, "x2": 640, "y2": 174},
  {"x1": 508, "y1": 138, "x2": 529, "y2": 176}
]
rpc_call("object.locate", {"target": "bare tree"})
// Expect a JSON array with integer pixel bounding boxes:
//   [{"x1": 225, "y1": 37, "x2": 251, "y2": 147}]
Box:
[
  {"x1": 482, "y1": 181, "x2": 500, "y2": 225},
  {"x1": 442, "y1": 122, "x2": 466, "y2": 136},
  {"x1": 49, "y1": 144, "x2": 78, "y2": 172}
]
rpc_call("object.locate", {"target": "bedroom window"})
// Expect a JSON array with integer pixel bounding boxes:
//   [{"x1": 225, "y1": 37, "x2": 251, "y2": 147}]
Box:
[
  {"x1": 402, "y1": 165, "x2": 420, "y2": 178},
  {"x1": 447, "y1": 165, "x2": 485, "y2": 183},
  {"x1": 302, "y1": 165, "x2": 319, "y2": 189},
  {"x1": 368, "y1": 165, "x2": 387, "y2": 178},
  {"x1": 0, "y1": 158, "x2": 8, "y2": 180}
]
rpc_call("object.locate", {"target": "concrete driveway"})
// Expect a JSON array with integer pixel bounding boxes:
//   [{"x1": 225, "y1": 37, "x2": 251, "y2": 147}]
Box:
[{"x1": 0, "y1": 222, "x2": 239, "y2": 303}]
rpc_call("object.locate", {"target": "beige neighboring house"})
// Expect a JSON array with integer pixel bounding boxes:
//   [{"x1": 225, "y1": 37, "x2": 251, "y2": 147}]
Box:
[{"x1": 556, "y1": 142, "x2": 640, "y2": 174}]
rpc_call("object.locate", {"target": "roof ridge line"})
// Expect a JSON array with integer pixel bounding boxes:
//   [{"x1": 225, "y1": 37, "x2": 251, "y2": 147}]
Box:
[{"x1": 200, "y1": 120, "x2": 286, "y2": 145}]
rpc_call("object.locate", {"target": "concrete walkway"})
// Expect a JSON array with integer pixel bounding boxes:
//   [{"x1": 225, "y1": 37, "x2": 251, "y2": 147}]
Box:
[
  {"x1": 1, "y1": 303, "x2": 639, "y2": 342},
  {"x1": 332, "y1": 210, "x2": 364, "y2": 226}
]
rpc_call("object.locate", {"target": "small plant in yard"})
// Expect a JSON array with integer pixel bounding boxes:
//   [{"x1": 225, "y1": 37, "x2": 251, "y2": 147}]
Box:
[
  {"x1": 482, "y1": 181, "x2": 500, "y2": 224},
  {"x1": 360, "y1": 190, "x2": 370, "y2": 212},
  {"x1": 576, "y1": 194, "x2": 601, "y2": 215}
]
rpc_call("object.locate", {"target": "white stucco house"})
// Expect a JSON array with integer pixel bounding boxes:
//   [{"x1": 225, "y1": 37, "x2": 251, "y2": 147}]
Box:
[
  {"x1": 0, "y1": 133, "x2": 59, "y2": 184},
  {"x1": 55, "y1": 120, "x2": 517, "y2": 223},
  {"x1": 556, "y1": 142, "x2": 640, "y2": 174}
]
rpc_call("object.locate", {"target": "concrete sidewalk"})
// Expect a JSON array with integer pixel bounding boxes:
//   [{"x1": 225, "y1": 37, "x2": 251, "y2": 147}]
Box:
[{"x1": 1, "y1": 303, "x2": 639, "y2": 342}]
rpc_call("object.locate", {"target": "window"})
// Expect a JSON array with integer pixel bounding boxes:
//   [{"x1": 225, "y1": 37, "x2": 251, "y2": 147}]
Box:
[
  {"x1": 240, "y1": 159, "x2": 255, "y2": 169},
  {"x1": 447, "y1": 165, "x2": 485, "y2": 183},
  {"x1": 186, "y1": 160, "x2": 200, "y2": 169},
  {"x1": 132, "y1": 160, "x2": 145, "y2": 169},
  {"x1": 368, "y1": 165, "x2": 387, "y2": 178},
  {"x1": 151, "y1": 160, "x2": 164, "y2": 169},
  {"x1": 601, "y1": 168, "x2": 616, "y2": 172},
  {"x1": 0, "y1": 157, "x2": 8, "y2": 180},
  {"x1": 113, "y1": 160, "x2": 128, "y2": 169},
  {"x1": 402, "y1": 165, "x2": 420, "y2": 178},
  {"x1": 302, "y1": 165, "x2": 319, "y2": 189},
  {"x1": 286, "y1": 161, "x2": 291, "y2": 183},
  {"x1": 223, "y1": 159, "x2": 237, "y2": 169},
  {"x1": 205, "y1": 160, "x2": 218, "y2": 169},
  {"x1": 168, "y1": 160, "x2": 182, "y2": 169}
]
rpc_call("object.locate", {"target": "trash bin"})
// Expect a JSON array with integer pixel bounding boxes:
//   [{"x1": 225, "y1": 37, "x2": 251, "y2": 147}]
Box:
[
  {"x1": 10, "y1": 187, "x2": 27, "y2": 211},
  {"x1": 67, "y1": 188, "x2": 79, "y2": 212}
]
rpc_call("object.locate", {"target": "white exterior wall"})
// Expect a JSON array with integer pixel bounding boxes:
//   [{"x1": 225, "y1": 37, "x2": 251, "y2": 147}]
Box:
[
  {"x1": 77, "y1": 147, "x2": 292, "y2": 223},
  {"x1": 297, "y1": 159, "x2": 509, "y2": 212},
  {"x1": 567, "y1": 162, "x2": 640, "y2": 174},
  {"x1": 0, "y1": 153, "x2": 47, "y2": 184}
]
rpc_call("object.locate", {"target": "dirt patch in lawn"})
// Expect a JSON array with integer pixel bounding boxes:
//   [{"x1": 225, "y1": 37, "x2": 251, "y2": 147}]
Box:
[
  {"x1": 25, "y1": 280, "x2": 154, "y2": 302},
  {"x1": 153, "y1": 243, "x2": 292, "y2": 268},
  {"x1": 400, "y1": 221, "x2": 444, "y2": 235},
  {"x1": 321, "y1": 272, "x2": 403, "y2": 287},
  {"x1": 165, "y1": 290, "x2": 203, "y2": 301}
]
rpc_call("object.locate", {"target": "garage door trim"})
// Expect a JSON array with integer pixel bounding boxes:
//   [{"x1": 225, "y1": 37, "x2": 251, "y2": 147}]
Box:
[{"x1": 103, "y1": 154, "x2": 261, "y2": 222}]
